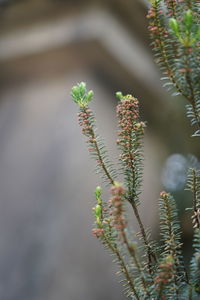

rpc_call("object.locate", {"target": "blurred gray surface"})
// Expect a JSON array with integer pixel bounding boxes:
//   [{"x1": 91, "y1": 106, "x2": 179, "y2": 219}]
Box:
[{"x1": 0, "y1": 75, "x2": 126, "y2": 300}]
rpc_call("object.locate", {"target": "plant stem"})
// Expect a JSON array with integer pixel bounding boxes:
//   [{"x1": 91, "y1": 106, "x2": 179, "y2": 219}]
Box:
[
  {"x1": 130, "y1": 200, "x2": 157, "y2": 273},
  {"x1": 192, "y1": 169, "x2": 198, "y2": 212},
  {"x1": 102, "y1": 233, "x2": 140, "y2": 300},
  {"x1": 92, "y1": 132, "x2": 115, "y2": 185},
  {"x1": 121, "y1": 229, "x2": 151, "y2": 297}
]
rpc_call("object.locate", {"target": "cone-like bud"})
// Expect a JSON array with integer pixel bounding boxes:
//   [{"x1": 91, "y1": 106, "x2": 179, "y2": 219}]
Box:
[
  {"x1": 71, "y1": 82, "x2": 94, "y2": 107},
  {"x1": 169, "y1": 18, "x2": 180, "y2": 37}
]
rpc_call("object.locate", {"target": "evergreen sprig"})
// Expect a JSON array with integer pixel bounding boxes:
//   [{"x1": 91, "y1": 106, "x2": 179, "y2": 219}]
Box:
[
  {"x1": 71, "y1": 1, "x2": 199, "y2": 299},
  {"x1": 116, "y1": 92, "x2": 145, "y2": 207},
  {"x1": 190, "y1": 229, "x2": 200, "y2": 297},
  {"x1": 147, "y1": 0, "x2": 200, "y2": 136},
  {"x1": 71, "y1": 82, "x2": 117, "y2": 185},
  {"x1": 157, "y1": 191, "x2": 186, "y2": 298},
  {"x1": 186, "y1": 168, "x2": 200, "y2": 228}
]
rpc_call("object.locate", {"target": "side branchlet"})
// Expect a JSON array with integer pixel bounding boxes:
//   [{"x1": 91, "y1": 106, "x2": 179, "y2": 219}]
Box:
[{"x1": 147, "y1": 1, "x2": 200, "y2": 136}]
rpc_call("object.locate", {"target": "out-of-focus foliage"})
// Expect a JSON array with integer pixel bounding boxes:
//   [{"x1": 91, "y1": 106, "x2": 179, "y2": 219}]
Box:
[{"x1": 147, "y1": 0, "x2": 200, "y2": 137}]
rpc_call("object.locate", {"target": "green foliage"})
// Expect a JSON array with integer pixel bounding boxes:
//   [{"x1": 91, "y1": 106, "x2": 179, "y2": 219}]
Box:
[
  {"x1": 71, "y1": 82, "x2": 94, "y2": 107},
  {"x1": 71, "y1": 0, "x2": 200, "y2": 299},
  {"x1": 116, "y1": 92, "x2": 145, "y2": 206},
  {"x1": 186, "y1": 168, "x2": 200, "y2": 223},
  {"x1": 169, "y1": 10, "x2": 200, "y2": 47},
  {"x1": 190, "y1": 229, "x2": 200, "y2": 297},
  {"x1": 147, "y1": 0, "x2": 200, "y2": 136},
  {"x1": 157, "y1": 191, "x2": 186, "y2": 297},
  {"x1": 73, "y1": 87, "x2": 117, "y2": 185}
]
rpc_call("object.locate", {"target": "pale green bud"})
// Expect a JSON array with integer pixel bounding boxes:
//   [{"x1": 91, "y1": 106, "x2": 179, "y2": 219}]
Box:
[
  {"x1": 148, "y1": 0, "x2": 159, "y2": 4},
  {"x1": 86, "y1": 90, "x2": 94, "y2": 102},
  {"x1": 183, "y1": 10, "x2": 193, "y2": 31},
  {"x1": 116, "y1": 91, "x2": 123, "y2": 100},
  {"x1": 94, "y1": 204, "x2": 102, "y2": 218},
  {"x1": 95, "y1": 186, "x2": 102, "y2": 201},
  {"x1": 169, "y1": 18, "x2": 180, "y2": 37},
  {"x1": 71, "y1": 82, "x2": 94, "y2": 107},
  {"x1": 96, "y1": 217, "x2": 101, "y2": 226}
]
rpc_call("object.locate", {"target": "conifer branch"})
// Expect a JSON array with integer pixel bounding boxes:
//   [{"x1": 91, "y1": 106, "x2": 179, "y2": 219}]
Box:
[
  {"x1": 186, "y1": 168, "x2": 200, "y2": 229},
  {"x1": 92, "y1": 185, "x2": 140, "y2": 299},
  {"x1": 109, "y1": 183, "x2": 151, "y2": 297},
  {"x1": 71, "y1": 82, "x2": 117, "y2": 185},
  {"x1": 103, "y1": 233, "x2": 139, "y2": 300},
  {"x1": 70, "y1": 1, "x2": 200, "y2": 298},
  {"x1": 147, "y1": 1, "x2": 187, "y2": 98},
  {"x1": 190, "y1": 229, "x2": 200, "y2": 297},
  {"x1": 155, "y1": 255, "x2": 177, "y2": 299},
  {"x1": 159, "y1": 191, "x2": 188, "y2": 292},
  {"x1": 148, "y1": 1, "x2": 200, "y2": 136},
  {"x1": 116, "y1": 92, "x2": 157, "y2": 273},
  {"x1": 183, "y1": 47, "x2": 200, "y2": 131}
]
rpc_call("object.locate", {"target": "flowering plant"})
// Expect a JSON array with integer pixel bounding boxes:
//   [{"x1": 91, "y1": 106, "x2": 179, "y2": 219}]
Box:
[{"x1": 71, "y1": 1, "x2": 200, "y2": 299}]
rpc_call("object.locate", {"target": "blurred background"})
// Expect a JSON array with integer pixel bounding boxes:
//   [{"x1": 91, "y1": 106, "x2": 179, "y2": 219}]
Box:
[{"x1": 0, "y1": 0, "x2": 199, "y2": 299}]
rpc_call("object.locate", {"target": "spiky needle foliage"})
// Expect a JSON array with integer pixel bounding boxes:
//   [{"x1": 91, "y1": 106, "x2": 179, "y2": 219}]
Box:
[
  {"x1": 147, "y1": 0, "x2": 200, "y2": 136},
  {"x1": 70, "y1": 1, "x2": 200, "y2": 299}
]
